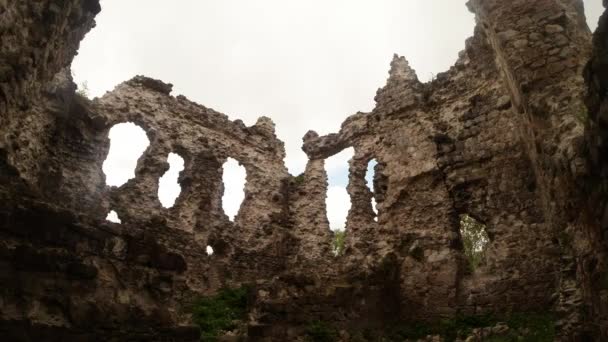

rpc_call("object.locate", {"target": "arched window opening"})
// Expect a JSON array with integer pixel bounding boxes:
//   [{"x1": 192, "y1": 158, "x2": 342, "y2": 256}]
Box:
[
  {"x1": 102, "y1": 123, "x2": 149, "y2": 187},
  {"x1": 326, "y1": 147, "x2": 354, "y2": 234},
  {"x1": 106, "y1": 210, "x2": 121, "y2": 224},
  {"x1": 206, "y1": 245, "x2": 214, "y2": 256},
  {"x1": 365, "y1": 159, "x2": 378, "y2": 220},
  {"x1": 158, "y1": 153, "x2": 185, "y2": 208},
  {"x1": 459, "y1": 214, "x2": 490, "y2": 273},
  {"x1": 222, "y1": 158, "x2": 246, "y2": 222}
]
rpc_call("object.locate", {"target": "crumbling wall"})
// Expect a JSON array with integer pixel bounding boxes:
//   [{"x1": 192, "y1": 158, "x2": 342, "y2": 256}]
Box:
[
  {"x1": 0, "y1": 0, "x2": 100, "y2": 194},
  {"x1": 466, "y1": 0, "x2": 603, "y2": 338},
  {"x1": 582, "y1": 1, "x2": 608, "y2": 339},
  {"x1": 0, "y1": 0, "x2": 607, "y2": 340}
]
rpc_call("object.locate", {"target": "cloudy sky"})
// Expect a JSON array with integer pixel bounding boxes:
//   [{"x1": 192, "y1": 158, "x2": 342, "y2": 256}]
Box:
[{"x1": 75, "y1": 0, "x2": 604, "y2": 229}]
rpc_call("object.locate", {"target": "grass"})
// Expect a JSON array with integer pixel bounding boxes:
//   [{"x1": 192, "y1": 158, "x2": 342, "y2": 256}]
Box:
[{"x1": 191, "y1": 286, "x2": 249, "y2": 341}]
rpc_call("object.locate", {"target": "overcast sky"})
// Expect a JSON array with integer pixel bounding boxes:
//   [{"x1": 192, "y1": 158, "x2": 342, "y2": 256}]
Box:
[{"x1": 75, "y1": 0, "x2": 604, "y2": 230}]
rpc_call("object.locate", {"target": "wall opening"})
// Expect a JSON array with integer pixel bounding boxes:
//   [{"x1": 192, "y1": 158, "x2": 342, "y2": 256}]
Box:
[
  {"x1": 584, "y1": 0, "x2": 603, "y2": 32},
  {"x1": 106, "y1": 210, "x2": 121, "y2": 224},
  {"x1": 365, "y1": 159, "x2": 378, "y2": 220},
  {"x1": 206, "y1": 245, "x2": 214, "y2": 256},
  {"x1": 326, "y1": 147, "x2": 354, "y2": 233},
  {"x1": 103, "y1": 123, "x2": 150, "y2": 187},
  {"x1": 459, "y1": 214, "x2": 490, "y2": 273},
  {"x1": 333, "y1": 230, "x2": 345, "y2": 256},
  {"x1": 158, "y1": 153, "x2": 185, "y2": 208},
  {"x1": 222, "y1": 158, "x2": 246, "y2": 222}
]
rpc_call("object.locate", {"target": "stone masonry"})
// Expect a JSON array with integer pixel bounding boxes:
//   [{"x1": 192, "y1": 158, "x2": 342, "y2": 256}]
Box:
[{"x1": 0, "y1": 0, "x2": 607, "y2": 340}]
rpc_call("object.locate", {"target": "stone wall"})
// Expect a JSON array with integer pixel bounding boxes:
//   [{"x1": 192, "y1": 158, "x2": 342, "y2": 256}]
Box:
[{"x1": 0, "y1": 0, "x2": 607, "y2": 340}]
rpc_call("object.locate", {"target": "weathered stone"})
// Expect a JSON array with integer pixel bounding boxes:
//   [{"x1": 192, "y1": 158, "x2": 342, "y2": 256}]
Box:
[
  {"x1": 546, "y1": 24, "x2": 565, "y2": 34},
  {"x1": 513, "y1": 39, "x2": 529, "y2": 49},
  {"x1": 0, "y1": 0, "x2": 606, "y2": 341}
]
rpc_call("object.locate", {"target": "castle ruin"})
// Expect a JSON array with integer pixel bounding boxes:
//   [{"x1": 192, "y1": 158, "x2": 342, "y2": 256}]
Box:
[{"x1": 1, "y1": 0, "x2": 608, "y2": 340}]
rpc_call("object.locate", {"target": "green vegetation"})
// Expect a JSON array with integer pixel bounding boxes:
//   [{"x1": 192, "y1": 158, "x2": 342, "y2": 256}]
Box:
[
  {"x1": 191, "y1": 286, "x2": 249, "y2": 341},
  {"x1": 460, "y1": 214, "x2": 490, "y2": 272},
  {"x1": 293, "y1": 173, "x2": 305, "y2": 185},
  {"x1": 575, "y1": 103, "x2": 589, "y2": 124},
  {"x1": 76, "y1": 81, "x2": 90, "y2": 98},
  {"x1": 601, "y1": 271, "x2": 608, "y2": 290},
  {"x1": 333, "y1": 230, "x2": 345, "y2": 256},
  {"x1": 305, "y1": 321, "x2": 339, "y2": 342},
  {"x1": 386, "y1": 312, "x2": 555, "y2": 342},
  {"x1": 409, "y1": 243, "x2": 425, "y2": 262}
]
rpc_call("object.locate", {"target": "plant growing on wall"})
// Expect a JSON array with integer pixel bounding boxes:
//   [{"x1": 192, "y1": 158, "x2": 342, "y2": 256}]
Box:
[
  {"x1": 459, "y1": 214, "x2": 490, "y2": 272},
  {"x1": 192, "y1": 287, "x2": 249, "y2": 341},
  {"x1": 333, "y1": 230, "x2": 345, "y2": 256}
]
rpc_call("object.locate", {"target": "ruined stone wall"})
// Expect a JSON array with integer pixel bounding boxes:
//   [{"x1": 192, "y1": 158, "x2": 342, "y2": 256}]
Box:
[
  {"x1": 0, "y1": 0, "x2": 607, "y2": 340},
  {"x1": 582, "y1": 2, "x2": 608, "y2": 339},
  {"x1": 467, "y1": 0, "x2": 605, "y2": 338},
  {"x1": 0, "y1": 0, "x2": 100, "y2": 193}
]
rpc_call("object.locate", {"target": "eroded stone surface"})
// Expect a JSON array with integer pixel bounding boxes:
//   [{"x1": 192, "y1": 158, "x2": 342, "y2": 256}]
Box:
[{"x1": 0, "y1": 0, "x2": 607, "y2": 340}]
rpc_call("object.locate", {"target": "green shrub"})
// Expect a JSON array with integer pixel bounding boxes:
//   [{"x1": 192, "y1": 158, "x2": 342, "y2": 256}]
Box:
[
  {"x1": 333, "y1": 230, "x2": 345, "y2": 256},
  {"x1": 294, "y1": 173, "x2": 305, "y2": 185},
  {"x1": 506, "y1": 312, "x2": 554, "y2": 342},
  {"x1": 387, "y1": 312, "x2": 554, "y2": 342},
  {"x1": 305, "y1": 321, "x2": 338, "y2": 342},
  {"x1": 459, "y1": 214, "x2": 490, "y2": 272},
  {"x1": 76, "y1": 81, "x2": 90, "y2": 98},
  {"x1": 191, "y1": 286, "x2": 249, "y2": 341}
]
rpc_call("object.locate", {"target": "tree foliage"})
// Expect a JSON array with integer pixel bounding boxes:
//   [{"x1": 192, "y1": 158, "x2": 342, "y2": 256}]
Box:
[
  {"x1": 332, "y1": 230, "x2": 345, "y2": 256},
  {"x1": 459, "y1": 214, "x2": 489, "y2": 271},
  {"x1": 76, "y1": 81, "x2": 90, "y2": 98}
]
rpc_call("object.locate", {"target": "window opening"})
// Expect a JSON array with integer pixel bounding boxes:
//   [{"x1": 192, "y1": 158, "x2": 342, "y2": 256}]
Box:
[
  {"x1": 459, "y1": 214, "x2": 490, "y2": 272},
  {"x1": 326, "y1": 148, "x2": 354, "y2": 232},
  {"x1": 158, "y1": 153, "x2": 185, "y2": 208},
  {"x1": 106, "y1": 210, "x2": 121, "y2": 224},
  {"x1": 365, "y1": 159, "x2": 378, "y2": 220},
  {"x1": 102, "y1": 123, "x2": 149, "y2": 187},
  {"x1": 222, "y1": 158, "x2": 246, "y2": 221}
]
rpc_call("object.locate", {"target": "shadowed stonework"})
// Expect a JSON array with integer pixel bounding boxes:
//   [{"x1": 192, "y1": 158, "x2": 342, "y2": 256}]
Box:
[{"x1": 0, "y1": 0, "x2": 607, "y2": 340}]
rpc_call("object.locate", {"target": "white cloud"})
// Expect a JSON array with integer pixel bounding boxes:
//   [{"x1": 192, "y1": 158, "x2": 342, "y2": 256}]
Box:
[
  {"x1": 585, "y1": 0, "x2": 604, "y2": 31},
  {"x1": 222, "y1": 158, "x2": 247, "y2": 221},
  {"x1": 106, "y1": 210, "x2": 121, "y2": 223},
  {"x1": 326, "y1": 186, "x2": 351, "y2": 232},
  {"x1": 74, "y1": 0, "x2": 477, "y2": 176},
  {"x1": 158, "y1": 153, "x2": 185, "y2": 208},
  {"x1": 326, "y1": 148, "x2": 355, "y2": 231},
  {"x1": 102, "y1": 123, "x2": 149, "y2": 186},
  {"x1": 84, "y1": 1, "x2": 603, "y2": 228}
]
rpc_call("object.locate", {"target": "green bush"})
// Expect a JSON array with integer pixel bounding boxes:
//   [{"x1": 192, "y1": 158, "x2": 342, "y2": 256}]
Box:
[
  {"x1": 305, "y1": 321, "x2": 338, "y2": 342},
  {"x1": 333, "y1": 230, "x2": 345, "y2": 256},
  {"x1": 505, "y1": 313, "x2": 554, "y2": 342},
  {"x1": 387, "y1": 312, "x2": 554, "y2": 342},
  {"x1": 459, "y1": 214, "x2": 490, "y2": 272},
  {"x1": 191, "y1": 286, "x2": 249, "y2": 341},
  {"x1": 76, "y1": 81, "x2": 90, "y2": 98},
  {"x1": 294, "y1": 173, "x2": 305, "y2": 185}
]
